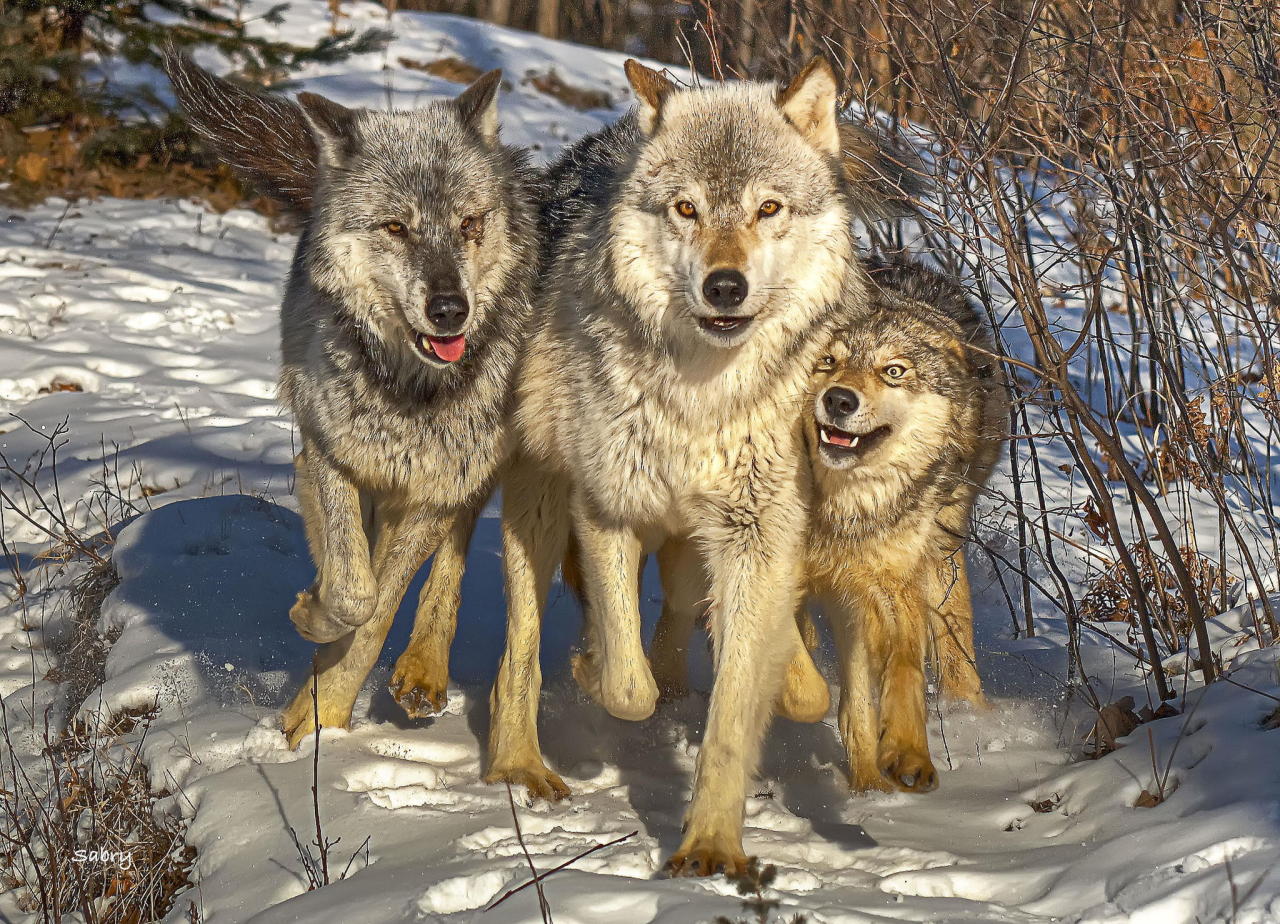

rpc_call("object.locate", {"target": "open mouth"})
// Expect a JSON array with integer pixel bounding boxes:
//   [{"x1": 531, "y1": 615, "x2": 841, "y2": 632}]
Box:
[
  {"x1": 697, "y1": 316, "x2": 753, "y2": 335},
  {"x1": 817, "y1": 423, "x2": 891, "y2": 461},
  {"x1": 413, "y1": 332, "x2": 466, "y2": 364}
]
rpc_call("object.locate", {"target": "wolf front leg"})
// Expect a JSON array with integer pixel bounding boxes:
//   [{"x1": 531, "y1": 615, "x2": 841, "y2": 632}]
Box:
[
  {"x1": 650, "y1": 539, "x2": 827, "y2": 721},
  {"x1": 856, "y1": 576, "x2": 937, "y2": 793},
  {"x1": 828, "y1": 591, "x2": 892, "y2": 793},
  {"x1": 290, "y1": 443, "x2": 377, "y2": 644},
  {"x1": 569, "y1": 494, "x2": 657, "y2": 722},
  {"x1": 282, "y1": 501, "x2": 449, "y2": 747},
  {"x1": 486, "y1": 460, "x2": 571, "y2": 801},
  {"x1": 668, "y1": 497, "x2": 807, "y2": 877},
  {"x1": 390, "y1": 501, "x2": 484, "y2": 718}
]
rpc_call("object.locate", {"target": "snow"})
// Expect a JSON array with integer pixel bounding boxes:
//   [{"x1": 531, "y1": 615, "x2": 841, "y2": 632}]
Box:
[{"x1": 2, "y1": 3, "x2": 1279, "y2": 923}]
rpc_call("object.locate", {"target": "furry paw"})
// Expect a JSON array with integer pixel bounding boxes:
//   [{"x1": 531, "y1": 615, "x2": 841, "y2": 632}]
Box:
[
  {"x1": 878, "y1": 744, "x2": 938, "y2": 793},
  {"x1": 288, "y1": 585, "x2": 370, "y2": 644},
  {"x1": 573, "y1": 651, "x2": 658, "y2": 721},
  {"x1": 849, "y1": 762, "x2": 895, "y2": 794},
  {"x1": 776, "y1": 648, "x2": 830, "y2": 723},
  {"x1": 280, "y1": 689, "x2": 353, "y2": 750},
  {"x1": 389, "y1": 651, "x2": 449, "y2": 719},
  {"x1": 484, "y1": 764, "x2": 572, "y2": 802},
  {"x1": 665, "y1": 842, "x2": 750, "y2": 878}
]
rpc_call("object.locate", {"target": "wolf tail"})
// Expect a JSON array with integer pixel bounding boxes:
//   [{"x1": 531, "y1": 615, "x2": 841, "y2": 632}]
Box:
[
  {"x1": 837, "y1": 120, "x2": 930, "y2": 222},
  {"x1": 164, "y1": 49, "x2": 318, "y2": 218}
]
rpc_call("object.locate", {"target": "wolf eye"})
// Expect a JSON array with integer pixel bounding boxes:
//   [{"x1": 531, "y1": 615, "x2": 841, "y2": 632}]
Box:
[
  {"x1": 382, "y1": 221, "x2": 407, "y2": 236},
  {"x1": 817, "y1": 354, "x2": 836, "y2": 371},
  {"x1": 460, "y1": 214, "x2": 484, "y2": 241},
  {"x1": 883, "y1": 363, "x2": 909, "y2": 381},
  {"x1": 674, "y1": 200, "x2": 698, "y2": 219},
  {"x1": 758, "y1": 199, "x2": 782, "y2": 218}
]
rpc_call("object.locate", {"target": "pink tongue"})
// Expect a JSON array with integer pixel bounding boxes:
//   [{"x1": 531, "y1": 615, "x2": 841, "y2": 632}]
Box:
[
  {"x1": 828, "y1": 429, "x2": 854, "y2": 447},
  {"x1": 429, "y1": 335, "x2": 466, "y2": 363}
]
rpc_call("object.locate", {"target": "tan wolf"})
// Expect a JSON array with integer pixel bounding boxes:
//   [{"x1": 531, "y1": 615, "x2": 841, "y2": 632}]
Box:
[
  {"x1": 651, "y1": 259, "x2": 1005, "y2": 794},
  {"x1": 486, "y1": 57, "x2": 905, "y2": 874}
]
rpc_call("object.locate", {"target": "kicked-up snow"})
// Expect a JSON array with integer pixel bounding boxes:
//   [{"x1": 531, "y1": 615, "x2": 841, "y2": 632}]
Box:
[{"x1": 1, "y1": 3, "x2": 1279, "y2": 922}]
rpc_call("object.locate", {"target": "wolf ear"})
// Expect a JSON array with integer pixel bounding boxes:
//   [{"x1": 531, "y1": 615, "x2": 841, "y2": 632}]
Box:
[
  {"x1": 298, "y1": 92, "x2": 359, "y2": 167},
  {"x1": 624, "y1": 59, "x2": 676, "y2": 134},
  {"x1": 777, "y1": 57, "x2": 841, "y2": 156},
  {"x1": 163, "y1": 48, "x2": 318, "y2": 217},
  {"x1": 456, "y1": 69, "x2": 503, "y2": 147}
]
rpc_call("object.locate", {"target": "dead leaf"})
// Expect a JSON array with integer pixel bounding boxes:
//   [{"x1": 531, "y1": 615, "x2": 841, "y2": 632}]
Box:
[
  {"x1": 1134, "y1": 789, "x2": 1162, "y2": 808},
  {"x1": 14, "y1": 152, "x2": 49, "y2": 184},
  {"x1": 1086, "y1": 695, "x2": 1140, "y2": 755}
]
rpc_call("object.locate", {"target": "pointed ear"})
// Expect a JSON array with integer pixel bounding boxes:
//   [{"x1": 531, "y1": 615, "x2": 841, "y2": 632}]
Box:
[
  {"x1": 456, "y1": 69, "x2": 503, "y2": 146},
  {"x1": 777, "y1": 57, "x2": 841, "y2": 156},
  {"x1": 298, "y1": 92, "x2": 359, "y2": 166},
  {"x1": 624, "y1": 59, "x2": 677, "y2": 134}
]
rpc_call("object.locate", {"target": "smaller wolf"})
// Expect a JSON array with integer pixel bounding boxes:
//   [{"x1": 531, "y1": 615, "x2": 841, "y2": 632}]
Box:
[
  {"x1": 166, "y1": 55, "x2": 539, "y2": 747},
  {"x1": 802, "y1": 259, "x2": 1005, "y2": 792},
  {"x1": 649, "y1": 260, "x2": 1005, "y2": 793}
]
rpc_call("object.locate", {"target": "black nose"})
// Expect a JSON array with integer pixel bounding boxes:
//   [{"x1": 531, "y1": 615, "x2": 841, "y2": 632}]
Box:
[
  {"x1": 426, "y1": 294, "x2": 469, "y2": 333},
  {"x1": 701, "y1": 269, "x2": 748, "y2": 310},
  {"x1": 823, "y1": 386, "x2": 859, "y2": 418}
]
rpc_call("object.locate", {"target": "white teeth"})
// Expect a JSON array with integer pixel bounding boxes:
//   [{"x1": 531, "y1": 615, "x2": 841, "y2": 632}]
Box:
[{"x1": 849, "y1": 435, "x2": 860, "y2": 447}]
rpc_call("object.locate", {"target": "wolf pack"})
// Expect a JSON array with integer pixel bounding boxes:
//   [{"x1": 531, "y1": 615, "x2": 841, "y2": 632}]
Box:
[{"x1": 167, "y1": 51, "x2": 1007, "y2": 876}]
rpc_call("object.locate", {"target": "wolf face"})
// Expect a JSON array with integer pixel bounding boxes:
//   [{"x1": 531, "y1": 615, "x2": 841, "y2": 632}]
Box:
[
  {"x1": 808, "y1": 305, "x2": 976, "y2": 485},
  {"x1": 300, "y1": 72, "x2": 518, "y2": 371},
  {"x1": 609, "y1": 60, "x2": 855, "y2": 356}
]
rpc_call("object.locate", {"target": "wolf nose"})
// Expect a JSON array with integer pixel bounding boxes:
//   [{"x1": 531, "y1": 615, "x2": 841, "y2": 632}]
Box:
[
  {"x1": 427, "y1": 294, "x2": 469, "y2": 333},
  {"x1": 823, "y1": 386, "x2": 859, "y2": 418},
  {"x1": 701, "y1": 269, "x2": 748, "y2": 310}
]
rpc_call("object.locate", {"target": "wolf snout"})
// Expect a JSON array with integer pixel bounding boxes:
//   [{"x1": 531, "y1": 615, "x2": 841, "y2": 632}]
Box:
[
  {"x1": 822, "y1": 386, "x2": 860, "y2": 419},
  {"x1": 426, "y1": 293, "x2": 469, "y2": 334},
  {"x1": 701, "y1": 268, "x2": 748, "y2": 310}
]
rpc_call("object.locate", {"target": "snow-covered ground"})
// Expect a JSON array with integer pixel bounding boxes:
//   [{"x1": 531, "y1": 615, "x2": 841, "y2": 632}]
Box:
[{"x1": 2, "y1": 4, "x2": 1279, "y2": 923}]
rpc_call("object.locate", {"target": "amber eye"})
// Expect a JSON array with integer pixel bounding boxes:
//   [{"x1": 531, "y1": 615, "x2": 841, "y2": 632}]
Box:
[
  {"x1": 460, "y1": 214, "x2": 484, "y2": 240},
  {"x1": 383, "y1": 221, "x2": 407, "y2": 236},
  {"x1": 674, "y1": 199, "x2": 698, "y2": 219},
  {"x1": 758, "y1": 199, "x2": 782, "y2": 218},
  {"x1": 817, "y1": 354, "x2": 836, "y2": 371},
  {"x1": 883, "y1": 363, "x2": 908, "y2": 380}
]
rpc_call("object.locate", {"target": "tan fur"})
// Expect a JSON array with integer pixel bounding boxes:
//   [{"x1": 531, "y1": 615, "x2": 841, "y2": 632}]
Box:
[
  {"x1": 650, "y1": 262, "x2": 1005, "y2": 794},
  {"x1": 492, "y1": 58, "x2": 868, "y2": 874}
]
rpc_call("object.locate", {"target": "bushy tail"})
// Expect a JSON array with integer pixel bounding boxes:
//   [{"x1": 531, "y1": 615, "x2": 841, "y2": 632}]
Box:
[
  {"x1": 163, "y1": 49, "x2": 318, "y2": 217},
  {"x1": 838, "y1": 119, "x2": 929, "y2": 222}
]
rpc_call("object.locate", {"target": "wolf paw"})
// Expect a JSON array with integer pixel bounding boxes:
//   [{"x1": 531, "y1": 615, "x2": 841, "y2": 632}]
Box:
[
  {"x1": 849, "y1": 762, "x2": 895, "y2": 794},
  {"x1": 389, "y1": 651, "x2": 449, "y2": 719},
  {"x1": 280, "y1": 688, "x2": 353, "y2": 750},
  {"x1": 878, "y1": 744, "x2": 938, "y2": 793},
  {"x1": 484, "y1": 763, "x2": 571, "y2": 802},
  {"x1": 665, "y1": 842, "x2": 750, "y2": 878},
  {"x1": 776, "y1": 650, "x2": 830, "y2": 723},
  {"x1": 288, "y1": 585, "x2": 370, "y2": 644}
]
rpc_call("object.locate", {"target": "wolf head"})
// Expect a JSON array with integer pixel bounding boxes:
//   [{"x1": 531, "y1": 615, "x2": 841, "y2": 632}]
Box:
[
  {"x1": 298, "y1": 73, "x2": 530, "y2": 369},
  {"x1": 609, "y1": 58, "x2": 857, "y2": 357},
  {"x1": 806, "y1": 270, "x2": 994, "y2": 492},
  {"x1": 166, "y1": 55, "x2": 532, "y2": 375}
]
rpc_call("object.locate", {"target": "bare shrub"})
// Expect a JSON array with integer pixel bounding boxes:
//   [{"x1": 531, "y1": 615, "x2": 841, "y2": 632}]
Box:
[{"x1": 686, "y1": 0, "x2": 1280, "y2": 702}]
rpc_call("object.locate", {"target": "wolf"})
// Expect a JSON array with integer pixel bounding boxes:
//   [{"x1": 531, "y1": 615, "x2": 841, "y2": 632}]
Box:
[
  {"x1": 648, "y1": 259, "x2": 1005, "y2": 794},
  {"x1": 165, "y1": 55, "x2": 540, "y2": 747},
  {"x1": 484, "y1": 56, "x2": 895, "y2": 874},
  {"x1": 802, "y1": 259, "x2": 1004, "y2": 793}
]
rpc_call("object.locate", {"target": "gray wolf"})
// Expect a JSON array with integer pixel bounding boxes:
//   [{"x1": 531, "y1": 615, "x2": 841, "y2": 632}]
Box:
[
  {"x1": 649, "y1": 260, "x2": 1005, "y2": 794},
  {"x1": 165, "y1": 55, "x2": 540, "y2": 747},
  {"x1": 489, "y1": 57, "x2": 886, "y2": 873}
]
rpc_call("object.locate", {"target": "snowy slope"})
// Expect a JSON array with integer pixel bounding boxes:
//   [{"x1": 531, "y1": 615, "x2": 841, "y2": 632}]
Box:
[{"x1": 2, "y1": 4, "x2": 1280, "y2": 923}]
